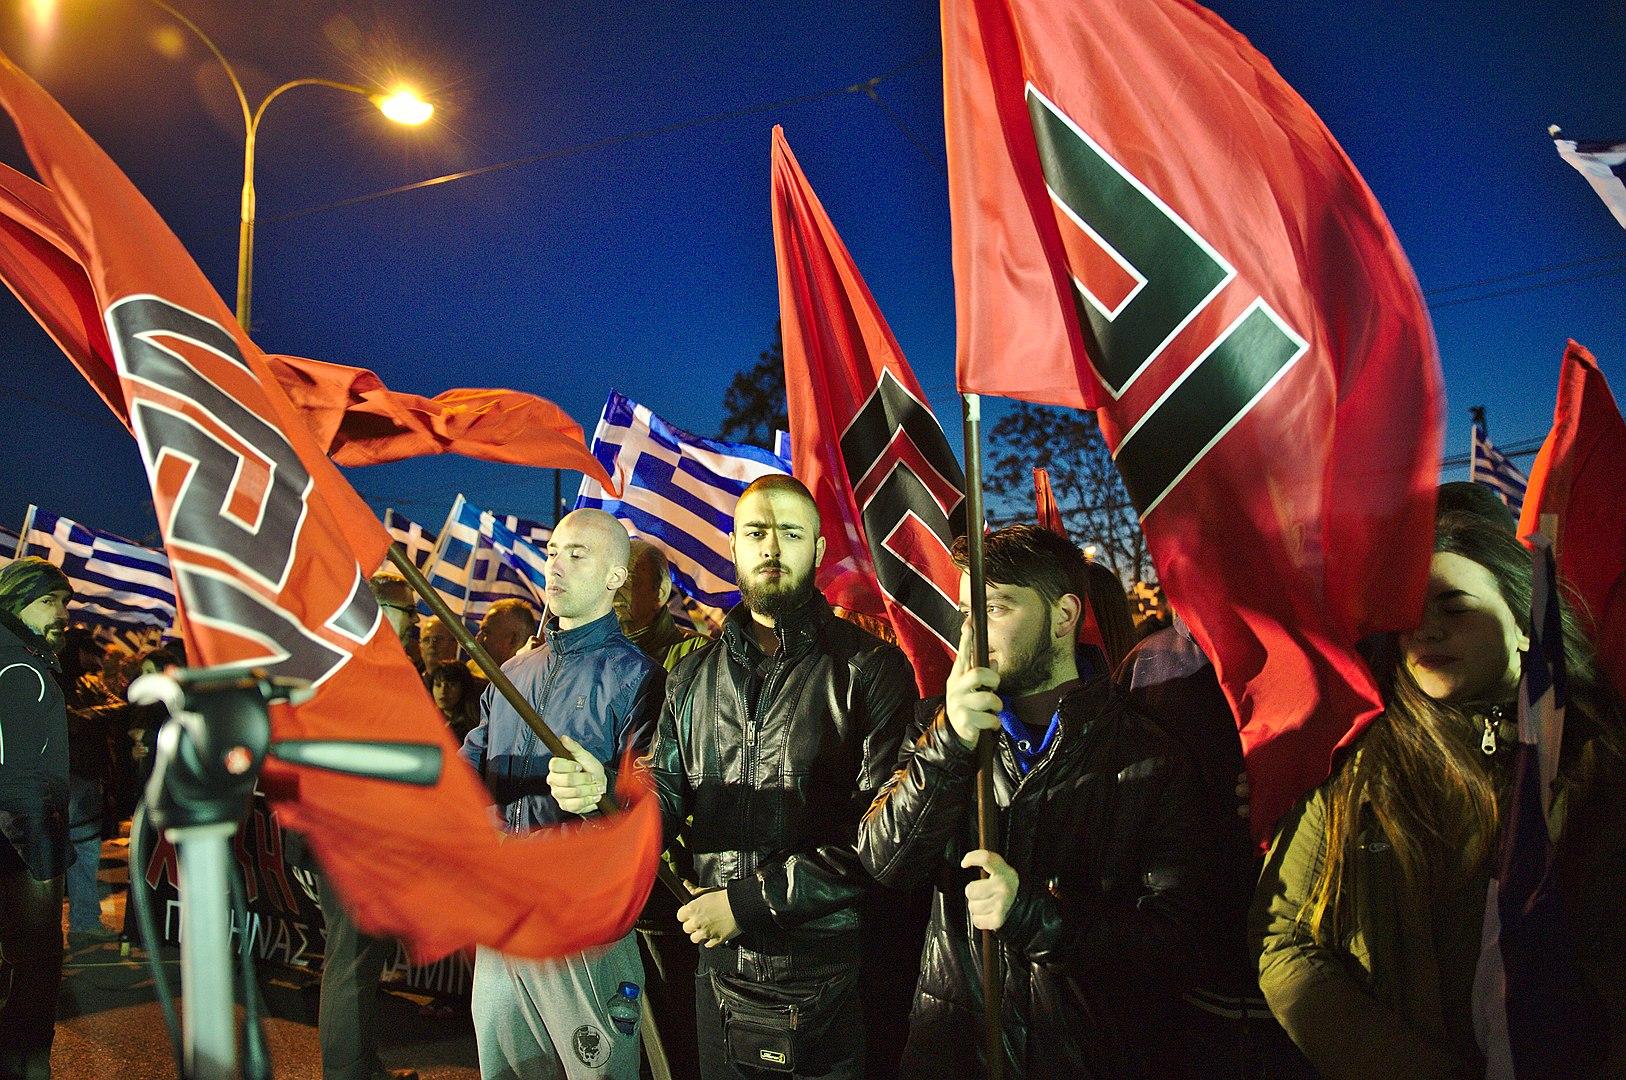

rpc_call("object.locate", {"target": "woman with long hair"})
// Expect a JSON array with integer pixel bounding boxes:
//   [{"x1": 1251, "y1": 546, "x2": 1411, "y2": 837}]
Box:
[{"x1": 1252, "y1": 511, "x2": 1626, "y2": 1078}]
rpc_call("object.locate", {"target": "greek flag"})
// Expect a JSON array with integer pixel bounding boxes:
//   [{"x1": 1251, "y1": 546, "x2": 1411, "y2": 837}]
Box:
[
  {"x1": 1472, "y1": 532, "x2": 1608, "y2": 1076},
  {"x1": 0, "y1": 523, "x2": 18, "y2": 568},
  {"x1": 20, "y1": 506, "x2": 176, "y2": 628},
  {"x1": 384, "y1": 509, "x2": 440, "y2": 569},
  {"x1": 575, "y1": 391, "x2": 790, "y2": 610},
  {"x1": 1470, "y1": 425, "x2": 1528, "y2": 519},
  {"x1": 422, "y1": 495, "x2": 548, "y2": 628},
  {"x1": 1552, "y1": 130, "x2": 1626, "y2": 231}
]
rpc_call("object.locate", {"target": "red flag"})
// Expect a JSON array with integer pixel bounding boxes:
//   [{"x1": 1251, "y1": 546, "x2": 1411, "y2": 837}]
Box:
[
  {"x1": 0, "y1": 161, "x2": 612, "y2": 488},
  {"x1": 772, "y1": 127, "x2": 965, "y2": 693},
  {"x1": 0, "y1": 52, "x2": 657, "y2": 960},
  {"x1": 943, "y1": 0, "x2": 1443, "y2": 834},
  {"x1": 1032, "y1": 466, "x2": 1065, "y2": 537},
  {"x1": 1518, "y1": 342, "x2": 1626, "y2": 694},
  {"x1": 1033, "y1": 466, "x2": 1105, "y2": 652}
]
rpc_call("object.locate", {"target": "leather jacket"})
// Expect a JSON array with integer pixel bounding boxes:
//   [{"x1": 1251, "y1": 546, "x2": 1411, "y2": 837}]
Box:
[
  {"x1": 648, "y1": 593, "x2": 917, "y2": 981},
  {"x1": 857, "y1": 677, "x2": 1228, "y2": 1079},
  {"x1": 0, "y1": 609, "x2": 69, "y2": 879}
]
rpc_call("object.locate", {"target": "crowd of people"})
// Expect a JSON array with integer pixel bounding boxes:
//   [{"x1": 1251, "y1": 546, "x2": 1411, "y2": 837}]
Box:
[{"x1": 1, "y1": 473, "x2": 1622, "y2": 1080}]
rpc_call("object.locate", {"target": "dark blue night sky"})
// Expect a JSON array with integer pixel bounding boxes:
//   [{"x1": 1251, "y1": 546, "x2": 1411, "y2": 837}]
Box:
[{"x1": 1, "y1": 0, "x2": 1622, "y2": 545}]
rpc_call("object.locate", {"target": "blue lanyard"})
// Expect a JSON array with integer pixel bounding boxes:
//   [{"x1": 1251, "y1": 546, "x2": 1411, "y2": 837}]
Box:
[{"x1": 999, "y1": 707, "x2": 1061, "y2": 776}]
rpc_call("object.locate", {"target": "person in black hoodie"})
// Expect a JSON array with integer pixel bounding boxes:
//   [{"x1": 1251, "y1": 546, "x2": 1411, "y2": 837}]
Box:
[
  {"x1": 858, "y1": 526, "x2": 1226, "y2": 1079},
  {"x1": 0, "y1": 557, "x2": 73, "y2": 1080}
]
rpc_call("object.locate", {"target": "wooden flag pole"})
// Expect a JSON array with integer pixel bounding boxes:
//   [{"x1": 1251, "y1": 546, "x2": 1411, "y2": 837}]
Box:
[
  {"x1": 960, "y1": 394, "x2": 1005, "y2": 1080},
  {"x1": 385, "y1": 542, "x2": 691, "y2": 904}
]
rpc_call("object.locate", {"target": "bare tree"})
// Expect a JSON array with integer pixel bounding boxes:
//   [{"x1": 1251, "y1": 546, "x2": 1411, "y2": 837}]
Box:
[
  {"x1": 984, "y1": 402, "x2": 1153, "y2": 583},
  {"x1": 717, "y1": 321, "x2": 787, "y2": 450}
]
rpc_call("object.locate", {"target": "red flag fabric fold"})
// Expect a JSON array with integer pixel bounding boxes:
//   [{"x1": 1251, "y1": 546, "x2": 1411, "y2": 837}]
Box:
[
  {"x1": 942, "y1": 0, "x2": 1443, "y2": 835},
  {"x1": 1518, "y1": 341, "x2": 1626, "y2": 694},
  {"x1": 0, "y1": 51, "x2": 655, "y2": 960},
  {"x1": 771, "y1": 126, "x2": 966, "y2": 694}
]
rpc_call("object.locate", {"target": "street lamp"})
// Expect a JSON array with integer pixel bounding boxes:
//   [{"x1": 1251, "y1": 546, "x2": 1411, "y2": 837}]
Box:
[
  {"x1": 234, "y1": 75, "x2": 432, "y2": 329},
  {"x1": 30, "y1": 0, "x2": 433, "y2": 329}
]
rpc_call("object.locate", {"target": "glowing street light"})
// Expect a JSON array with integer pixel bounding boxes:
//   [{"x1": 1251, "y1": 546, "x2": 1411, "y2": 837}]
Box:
[
  {"x1": 26, "y1": 0, "x2": 435, "y2": 329},
  {"x1": 374, "y1": 87, "x2": 433, "y2": 126}
]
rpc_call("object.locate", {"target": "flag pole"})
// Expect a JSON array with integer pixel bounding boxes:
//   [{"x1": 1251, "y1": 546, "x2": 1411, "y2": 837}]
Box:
[
  {"x1": 960, "y1": 393, "x2": 1005, "y2": 1080},
  {"x1": 385, "y1": 542, "x2": 690, "y2": 905},
  {"x1": 17, "y1": 504, "x2": 37, "y2": 558}
]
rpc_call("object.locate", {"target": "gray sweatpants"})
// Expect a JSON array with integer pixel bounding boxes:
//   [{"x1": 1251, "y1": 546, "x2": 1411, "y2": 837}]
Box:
[{"x1": 472, "y1": 930, "x2": 644, "y2": 1080}]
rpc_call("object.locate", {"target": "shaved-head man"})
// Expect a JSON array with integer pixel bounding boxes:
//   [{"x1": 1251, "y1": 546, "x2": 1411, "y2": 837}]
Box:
[
  {"x1": 461, "y1": 508, "x2": 665, "y2": 1080},
  {"x1": 554, "y1": 476, "x2": 919, "y2": 1080}
]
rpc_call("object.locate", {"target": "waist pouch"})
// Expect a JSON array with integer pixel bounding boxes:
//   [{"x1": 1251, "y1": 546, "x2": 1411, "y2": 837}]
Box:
[{"x1": 707, "y1": 968, "x2": 852, "y2": 1073}]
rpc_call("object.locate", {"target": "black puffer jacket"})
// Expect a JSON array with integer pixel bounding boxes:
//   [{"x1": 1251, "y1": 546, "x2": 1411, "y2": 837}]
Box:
[
  {"x1": 857, "y1": 678, "x2": 1228, "y2": 1079},
  {"x1": 649, "y1": 593, "x2": 916, "y2": 981},
  {"x1": 0, "y1": 609, "x2": 69, "y2": 880}
]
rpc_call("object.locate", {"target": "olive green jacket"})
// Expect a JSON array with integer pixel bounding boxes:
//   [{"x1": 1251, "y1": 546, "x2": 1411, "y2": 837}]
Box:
[{"x1": 1251, "y1": 730, "x2": 1626, "y2": 1080}]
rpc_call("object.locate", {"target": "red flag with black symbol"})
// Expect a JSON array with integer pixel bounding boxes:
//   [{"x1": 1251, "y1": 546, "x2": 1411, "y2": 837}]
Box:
[
  {"x1": 943, "y1": 0, "x2": 1443, "y2": 835},
  {"x1": 1518, "y1": 342, "x2": 1626, "y2": 694},
  {"x1": 0, "y1": 51, "x2": 656, "y2": 960},
  {"x1": 772, "y1": 126, "x2": 965, "y2": 694}
]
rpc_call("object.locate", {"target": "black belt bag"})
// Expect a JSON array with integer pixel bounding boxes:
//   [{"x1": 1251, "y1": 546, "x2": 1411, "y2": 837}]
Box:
[{"x1": 707, "y1": 968, "x2": 850, "y2": 1073}]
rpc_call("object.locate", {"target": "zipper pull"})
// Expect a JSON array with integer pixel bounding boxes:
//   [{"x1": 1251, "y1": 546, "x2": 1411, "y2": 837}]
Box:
[{"x1": 1479, "y1": 714, "x2": 1497, "y2": 756}]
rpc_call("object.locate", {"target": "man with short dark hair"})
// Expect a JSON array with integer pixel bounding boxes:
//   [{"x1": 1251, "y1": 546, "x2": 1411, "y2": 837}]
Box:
[
  {"x1": 554, "y1": 475, "x2": 917, "y2": 1079},
  {"x1": 858, "y1": 524, "x2": 1225, "y2": 1078},
  {"x1": 0, "y1": 557, "x2": 73, "y2": 1078},
  {"x1": 475, "y1": 598, "x2": 539, "y2": 668}
]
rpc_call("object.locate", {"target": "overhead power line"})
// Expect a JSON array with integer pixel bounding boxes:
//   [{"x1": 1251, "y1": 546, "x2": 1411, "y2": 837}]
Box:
[{"x1": 269, "y1": 54, "x2": 942, "y2": 223}]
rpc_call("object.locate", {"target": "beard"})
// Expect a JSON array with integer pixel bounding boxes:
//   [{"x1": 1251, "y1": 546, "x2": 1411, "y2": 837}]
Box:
[
  {"x1": 738, "y1": 563, "x2": 818, "y2": 622},
  {"x1": 992, "y1": 609, "x2": 1058, "y2": 698}
]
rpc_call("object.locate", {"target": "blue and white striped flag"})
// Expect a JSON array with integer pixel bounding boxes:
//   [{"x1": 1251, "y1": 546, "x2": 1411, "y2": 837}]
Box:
[
  {"x1": 1552, "y1": 131, "x2": 1626, "y2": 231},
  {"x1": 1471, "y1": 532, "x2": 1608, "y2": 1076},
  {"x1": 0, "y1": 523, "x2": 18, "y2": 568},
  {"x1": 384, "y1": 509, "x2": 440, "y2": 569},
  {"x1": 1470, "y1": 425, "x2": 1528, "y2": 520},
  {"x1": 422, "y1": 495, "x2": 547, "y2": 629},
  {"x1": 575, "y1": 391, "x2": 791, "y2": 610},
  {"x1": 20, "y1": 506, "x2": 176, "y2": 629}
]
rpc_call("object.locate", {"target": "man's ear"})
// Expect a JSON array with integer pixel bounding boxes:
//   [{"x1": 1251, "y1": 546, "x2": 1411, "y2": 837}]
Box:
[
  {"x1": 1054, "y1": 594, "x2": 1082, "y2": 643},
  {"x1": 814, "y1": 535, "x2": 827, "y2": 568},
  {"x1": 607, "y1": 565, "x2": 629, "y2": 591},
  {"x1": 658, "y1": 572, "x2": 673, "y2": 605}
]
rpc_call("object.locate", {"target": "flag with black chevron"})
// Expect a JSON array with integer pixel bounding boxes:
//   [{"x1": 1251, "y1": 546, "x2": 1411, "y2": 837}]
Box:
[
  {"x1": 941, "y1": 0, "x2": 1443, "y2": 834},
  {"x1": 21, "y1": 505, "x2": 177, "y2": 629}
]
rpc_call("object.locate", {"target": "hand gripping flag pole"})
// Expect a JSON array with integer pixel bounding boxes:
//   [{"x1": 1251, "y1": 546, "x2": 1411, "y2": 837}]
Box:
[
  {"x1": 960, "y1": 393, "x2": 1005, "y2": 1080},
  {"x1": 385, "y1": 542, "x2": 692, "y2": 904}
]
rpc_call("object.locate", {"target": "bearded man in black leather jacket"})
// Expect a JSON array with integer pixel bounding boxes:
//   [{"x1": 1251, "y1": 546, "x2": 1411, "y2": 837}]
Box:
[
  {"x1": 858, "y1": 526, "x2": 1227, "y2": 1079},
  {"x1": 624, "y1": 475, "x2": 917, "y2": 1079}
]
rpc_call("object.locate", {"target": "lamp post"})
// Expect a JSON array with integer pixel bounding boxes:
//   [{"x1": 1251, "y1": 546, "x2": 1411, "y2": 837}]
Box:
[{"x1": 132, "y1": 0, "x2": 433, "y2": 329}]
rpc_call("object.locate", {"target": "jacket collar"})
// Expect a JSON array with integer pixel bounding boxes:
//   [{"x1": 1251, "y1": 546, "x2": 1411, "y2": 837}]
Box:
[
  {"x1": 628, "y1": 608, "x2": 688, "y2": 659},
  {"x1": 542, "y1": 609, "x2": 624, "y2": 656},
  {"x1": 0, "y1": 608, "x2": 60, "y2": 670},
  {"x1": 722, "y1": 591, "x2": 830, "y2": 663}
]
